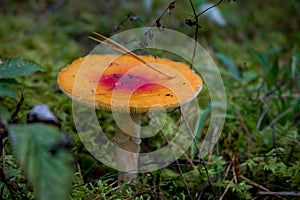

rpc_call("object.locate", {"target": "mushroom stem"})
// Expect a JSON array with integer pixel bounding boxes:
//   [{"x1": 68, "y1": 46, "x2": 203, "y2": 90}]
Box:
[{"x1": 115, "y1": 113, "x2": 141, "y2": 183}]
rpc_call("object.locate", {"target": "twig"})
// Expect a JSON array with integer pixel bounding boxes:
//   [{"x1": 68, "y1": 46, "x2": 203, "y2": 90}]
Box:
[
  {"x1": 222, "y1": 163, "x2": 232, "y2": 181},
  {"x1": 188, "y1": 0, "x2": 225, "y2": 68},
  {"x1": 115, "y1": 13, "x2": 146, "y2": 32},
  {"x1": 167, "y1": 140, "x2": 195, "y2": 168},
  {"x1": 219, "y1": 177, "x2": 234, "y2": 200},
  {"x1": 180, "y1": 108, "x2": 216, "y2": 200},
  {"x1": 231, "y1": 164, "x2": 237, "y2": 184},
  {"x1": 107, "y1": 179, "x2": 119, "y2": 188},
  {"x1": 9, "y1": 92, "x2": 24, "y2": 123},
  {"x1": 196, "y1": 0, "x2": 223, "y2": 17},
  {"x1": 0, "y1": 113, "x2": 6, "y2": 176},
  {"x1": 240, "y1": 175, "x2": 286, "y2": 200},
  {"x1": 256, "y1": 108, "x2": 268, "y2": 131},
  {"x1": 152, "y1": 114, "x2": 193, "y2": 198},
  {"x1": 221, "y1": 134, "x2": 239, "y2": 179},
  {"x1": 123, "y1": 184, "x2": 167, "y2": 200},
  {"x1": 147, "y1": 114, "x2": 193, "y2": 198},
  {"x1": 257, "y1": 191, "x2": 300, "y2": 197},
  {"x1": 89, "y1": 32, "x2": 173, "y2": 79},
  {"x1": 1, "y1": 137, "x2": 5, "y2": 176},
  {"x1": 151, "y1": 1, "x2": 175, "y2": 28},
  {"x1": 0, "y1": 114, "x2": 15, "y2": 199},
  {"x1": 229, "y1": 130, "x2": 240, "y2": 178},
  {"x1": 188, "y1": 0, "x2": 199, "y2": 68},
  {"x1": 236, "y1": 113, "x2": 251, "y2": 158},
  {"x1": 174, "y1": 153, "x2": 193, "y2": 199},
  {"x1": 259, "y1": 98, "x2": 278, "y2": 161},
  {"x1": 111, "y1": 185, "x2": 121, "y2": 192},
  {"x1": 164, "y1": 137, "x2": 192, "y2": 199}
]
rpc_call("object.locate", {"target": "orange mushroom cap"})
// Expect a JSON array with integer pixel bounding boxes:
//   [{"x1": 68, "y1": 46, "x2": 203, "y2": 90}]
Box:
[{"x1": 57, "y1": 54, "x2": 202, "y2": 113}]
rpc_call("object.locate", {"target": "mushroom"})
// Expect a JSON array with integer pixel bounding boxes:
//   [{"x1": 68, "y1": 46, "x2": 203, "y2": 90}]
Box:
[{"x1": 57, "y1": 37, "x2": 202, "y2": 183}]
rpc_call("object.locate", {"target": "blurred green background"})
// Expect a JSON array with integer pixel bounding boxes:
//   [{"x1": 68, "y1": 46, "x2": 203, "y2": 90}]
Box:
[{"x1": 0, "y1": 0, "x2": 299, "y2": 199}]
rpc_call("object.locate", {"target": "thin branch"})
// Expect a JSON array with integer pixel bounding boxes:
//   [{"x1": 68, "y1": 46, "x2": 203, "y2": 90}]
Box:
[
  {"x1": 236, "y1": 113, "x2": 251, "y2": 158},
  {"x1": 1, "y1": 137, "x2": 5, "y2": 176},
  {"x1": 219, "y1": 177, "x2": 234, "y2": 200},
  {"x1": 9, "y1": 92, "x2": 24, "y2": 123},
  {"x1": 89, "y1": 32, "x2": 173, "y2": 79},
  {"x1": 0, "y1": 113, "x2": 6, "y2": 175},
  {"x1": 230, "y1": 130, "x2": 240, "y2": 178},
  {"x1": 167, "y1": 140, "x2": 195, "y2": 168},
  {"x1": 222, "y1": 163, "x2": 232, "y2": 181},
  {"x1": 123, "y1": 184, "x2": 168, "y2": 200},
  {"x1": 196, "y1": 0, "x2": 223, "y2": 18},
  {"x1": 152, "y1": 113, "x2": 193, "y2": 198},
  {"x1": 259, "y1": 98, "x2": 278, "y2": 161},
  {"x1": 0, "y1": 114, "x2": 15, "y2": 199},
  {"x1": 257, "y1": 191, "x2": 300, "y2": 197},
  {"x1": 188, "y1": 0, "x2": 226, "y2": 67},
  {"x1": 180, "y1": 108, "x2": 217, "y2": 200},
  {"x1": 174, "y1": 152, "x2": 193, "y2": 199},
  {"x1": 151, "y1": 1, "x2": 175, "y2": 28},
  {"x1": 240, "y1": 175, "x2": 286, "y2": 200},
  {"x1": 188, "y1": 0, "x2": 199, "y2": 68},
  {"x1": 115, "y1": 13, "x2": 146, "y2": 31}
]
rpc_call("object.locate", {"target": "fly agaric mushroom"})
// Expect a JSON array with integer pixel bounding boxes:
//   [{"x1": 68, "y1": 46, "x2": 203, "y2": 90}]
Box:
[{"x1": 57, "y1": 35, "x2": 202, "y2": 182}]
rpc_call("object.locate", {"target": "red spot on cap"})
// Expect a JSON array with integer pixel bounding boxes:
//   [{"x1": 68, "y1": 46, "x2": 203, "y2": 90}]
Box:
[{"x1": 99, "y1": 73, "x2": 161, "y2": 93}]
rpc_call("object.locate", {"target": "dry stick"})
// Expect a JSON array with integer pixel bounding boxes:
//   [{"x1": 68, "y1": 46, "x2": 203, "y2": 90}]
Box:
[
  {"x1": 9, "y1": 92, "x2": 24, "y2": 123},
  {"x1": 240, "y1": 175, "x2": 286, "y2": 200},
  {"x1": 221, "y1": 134, "x2": 238, "y2": 178},
  {"x1": 236, "y1": 114, "x2": 251, "y2": 158},
  {"x1": 260, "y1": 98, "x2": 279, "y2": 161},
  {"x1": 123, "y1": 184, "x2": 168, "y2": 200},
  {"x1": 196, "y1": 0, "x2": 223, "y2": 18},
  {"x1": 76, "y1": 163, "x2": 84, "y2": 184},
  {"x1": 151, "y1": 1, "x2": 175, "y2": 27},
  {"x1": 107, "y1": 179, "x2": 119, "y2": 188},
  {"x1": 167, "y1": 140, "x2": 195, "y2": 168},
  {"x1": 231, "y1": 164, "x2": 237, "y2": 184},
  {"x1": 152, "y1": 114, "x2": 193, "y2": 198},
  {"x1": 180, "y1": 108, "x2": 216, "y2": 200},
  {"x1": 219, "y1": 177, "x2": 234, "y2": 200},
  {"x1": 257, "y1": 191, "x2": 300, "y2": 197},
  {"x1": 90, "y1": 32, "x2": 173, "y2": 79},
  {"x1": 222, "y1": 163, "x2": 231, "y2": 182},
  {"x1": 0, "y1": 114, "x2": 6, "y2": 175},
  {"x1": 1, "y1": 137, "x2": 5, "y2": 176},
  {"x1": 0, "y1": 116, "x2": 15, "y2": 199},
  {"x1": 229, "y1": 130, "x2": 240, "y2": 178},
  {"x1": 174, "y1": 153, "x2": 193, "y2": 200},
  {"x1": 164, "y1": 137, "x2": 193, "y2": 199},
  {"x1": 111, "y1": 185, "x2": 121, "y2": 193}
]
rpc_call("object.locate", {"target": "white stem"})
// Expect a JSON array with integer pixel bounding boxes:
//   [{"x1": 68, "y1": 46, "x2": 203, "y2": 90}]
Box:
[{"x1": 115, "y1": 113, "x2": 141, "y2": 182}]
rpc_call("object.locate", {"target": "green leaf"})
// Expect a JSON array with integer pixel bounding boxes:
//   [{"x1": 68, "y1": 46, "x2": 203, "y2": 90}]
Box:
[
  {"x1": 0, "y1": 84, "x2": 18, "y2": 99},
  {"x1": 215, "y1": 53, "x2": 240, "y2": 80},
  {"x1": 0, "y1": 79, "x2": 22, "y2": 100},
  {"x1": 249, "y1": 48, "x2": 270, "y2": 71},
  {"x1": 0, "y1": 107, "x2": 10, "y2": 126},
  {"x1": 270, "y1": 57, "x2": 279, "y2": 77},
  {"x1": 266, "y1": 57, "x2": 279, "y2": 86},
  {"x1": 0, "y1": 57, "x2": 41, "y2": 78},
  {"x1": 291, "y1": 54, "x2": 299, "y2": 78},
  {"x1": 191, "y1": 108, "x2": 210, "y2": 157},
  {"x1": 8, "y1": 124, "x2": 73, "y2": 200}
]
